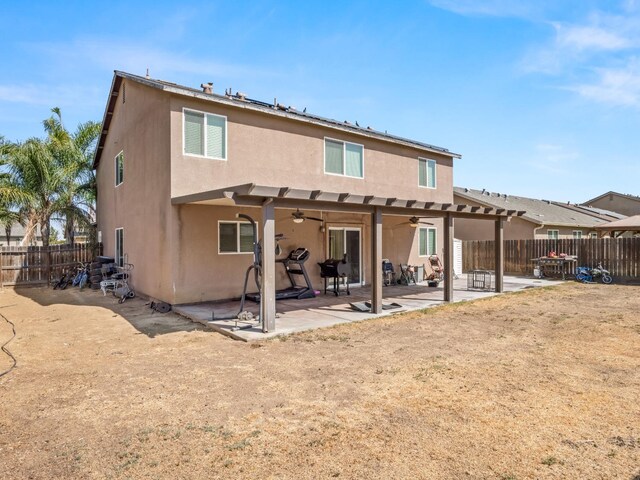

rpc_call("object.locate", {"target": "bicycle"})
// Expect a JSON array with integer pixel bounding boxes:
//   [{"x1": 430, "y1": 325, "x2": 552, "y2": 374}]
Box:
[
  {"x1": 71, "y1": 262, "x2": 90, "y2": 290},
  {"x1": 52, "y1": 269, "x2": 72, "y2": 290}
]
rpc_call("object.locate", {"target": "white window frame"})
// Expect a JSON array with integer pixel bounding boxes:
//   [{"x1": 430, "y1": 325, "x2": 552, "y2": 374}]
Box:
[
  {"x1": 589, "y1": 232, "x2": 598, "y2": 239},
  {"x1": 418, "y1": 157, "x2": 437, "y2": 189},
  {"x1": 182, "y1": 107, "x2": 228, "y2": 161},
  {"x1": 572, "y1": 230, "x2": 583, "y2": 239},
  {"x1": 115, "y1": 151, "x2": 124, "y2": 187},
  {"x1": 418, "y1": 227, "x2": 438, "y2": 257},
  {"x1": 218, "y1": 220, "x2": 258, "y2": 255},
  {"x1": 115, "y1": 227, "x2": 124, "y2": 267},
  {"x1": 547, "y1": 229, "x2": 559, "y2": 240},
  {"x1": 323, "y1": 137, "x2": 365, "y2": 179}
]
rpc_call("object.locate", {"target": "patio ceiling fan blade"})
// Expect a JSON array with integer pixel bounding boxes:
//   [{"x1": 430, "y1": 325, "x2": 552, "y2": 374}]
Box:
[{"x1": 306, "y1": 216, "x2": 324, "y2": 223}]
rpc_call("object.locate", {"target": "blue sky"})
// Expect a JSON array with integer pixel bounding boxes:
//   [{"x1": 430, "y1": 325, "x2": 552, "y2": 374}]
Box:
[{"x1": 1, "y1": 0, "x2": 639, "y2": 203}]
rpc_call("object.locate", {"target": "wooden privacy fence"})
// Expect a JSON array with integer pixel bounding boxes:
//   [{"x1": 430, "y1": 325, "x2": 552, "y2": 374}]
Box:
[
  {"x1": 0, "y1": 244, "x2": 100, "y2": 286},
  {"x1": 462, "y1": 238, "x2": 640, "y2": 278}
]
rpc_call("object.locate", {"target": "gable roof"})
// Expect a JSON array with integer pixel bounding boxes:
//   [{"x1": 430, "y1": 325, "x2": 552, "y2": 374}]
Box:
[
  {"x1": 583, "y1": 191, "x2": 640, "y2": 205},
  {"x1": 453, "y1": 187, "x2": 610, "y2": 228},
  {"x1": 93, "y1": 71, "x2": 461, "y2": 168},
  {"x1": 0, "y1": 222, "x2": 42, "y2": 238}
]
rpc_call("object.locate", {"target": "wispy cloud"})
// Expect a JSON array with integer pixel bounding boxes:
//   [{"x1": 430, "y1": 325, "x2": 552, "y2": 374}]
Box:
[
  {"x1": 528, "y1": 143, "x2": 580, "y2": 174},
  {"x1": 433, "y1": 0, "x2": 640, "y2": 108},
  {"x1": 567, "y1": 59, "x2": 640, "y2": 106},
  {"x1": 427, "y1": 0, "x2": 541, "y2": 18},
  {"x1": 0, "y1": 83, "x2": 103, "y2": 107},
  {"x1": 27, "y1": 39, "x2": 276, "y2": 80},
  {"x1": 554, "y1": 22, "x2": 631, "y2": 51}
]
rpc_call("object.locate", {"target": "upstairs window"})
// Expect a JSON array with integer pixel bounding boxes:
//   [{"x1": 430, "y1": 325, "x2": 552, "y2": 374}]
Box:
[
  {"x1": 184, "y1": 109, "x2": 227, "y2": 159},
  {"x1": 115, "y1": 151, "x2": 124, "y2": 186},
  {"x1": 419, "y1": 227, "x2": 437, "y2": 256},
  {"x1": 219, "y1": 221, "x2": 256, "y2": 254},
  {"x1": 324, "y1": 138, "x2": 364, "y2": 178},
  {"x1": 419, "y1": 158, "x2": 436, "y2": 188}
]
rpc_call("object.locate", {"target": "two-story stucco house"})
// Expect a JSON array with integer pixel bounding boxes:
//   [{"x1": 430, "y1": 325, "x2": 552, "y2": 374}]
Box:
[{"x1": 95, "y1": 71, "x2": 517, "y2": 331}]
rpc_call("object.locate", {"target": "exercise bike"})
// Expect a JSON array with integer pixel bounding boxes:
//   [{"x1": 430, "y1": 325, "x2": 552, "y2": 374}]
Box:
[{"x1": 211, "y1": 213, "x2": 264, "y2": 331}]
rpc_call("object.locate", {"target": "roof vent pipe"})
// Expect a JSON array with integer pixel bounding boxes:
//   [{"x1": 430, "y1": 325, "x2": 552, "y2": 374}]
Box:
[{"x1": 201, "y1": 83, "x2": 213, "y2": 94}]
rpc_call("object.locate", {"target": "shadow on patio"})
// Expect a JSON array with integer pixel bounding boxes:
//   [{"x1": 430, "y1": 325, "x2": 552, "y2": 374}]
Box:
[{"x1": 173, "y1": 274, "x2": 561, "y2": 341}]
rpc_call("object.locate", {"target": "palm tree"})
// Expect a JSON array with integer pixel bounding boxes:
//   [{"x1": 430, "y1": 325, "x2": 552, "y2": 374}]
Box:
[
  {"x1": 0, "y1": 137, "x2": 28, "y2": 245},
  {"x1": 3, "y1": 137, "x2": 68, "y2": 248},
  {"x1": 43, "y1": 108, "x2": 100, "y2": 244}
]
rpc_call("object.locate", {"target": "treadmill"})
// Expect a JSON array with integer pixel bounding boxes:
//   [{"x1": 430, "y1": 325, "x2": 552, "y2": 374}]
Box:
[{"x1": 246, "y1": 247, "x2": 316, "y2": 302}]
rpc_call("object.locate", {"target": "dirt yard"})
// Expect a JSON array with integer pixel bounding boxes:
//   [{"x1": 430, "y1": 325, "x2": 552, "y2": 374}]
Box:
[{"x1": 0, "y1": 283, "x2": 638, "y2": 480}]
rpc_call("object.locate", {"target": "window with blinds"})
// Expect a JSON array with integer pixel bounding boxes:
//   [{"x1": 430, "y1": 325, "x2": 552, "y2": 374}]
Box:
[
  {"x1": 419, "y1": 227, "x2": 437, "y2": 256},
  {"x1": 219, "y1": 221, "x2": 256, "y2": 254},
  {"x1": 184, "y1": 109, "x2": 226, "y2": 159},
  {"x1": 324, "y1": 138, "x2": 363, "y2": 178},
  {"x1": 115, "y1": 151, "x2": 124, "y2": 186},
  {"x1": 419, "y1": 158, "x2": 436, "y2": 188}
]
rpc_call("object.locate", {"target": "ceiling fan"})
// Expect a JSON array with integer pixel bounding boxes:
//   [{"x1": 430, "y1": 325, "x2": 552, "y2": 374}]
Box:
[
  {"x1": 401, "y1": 216, "x2": 434, "y2": 228},
  {"x1": 291, "y1": 209, "x2": 323, "y2": 224}
]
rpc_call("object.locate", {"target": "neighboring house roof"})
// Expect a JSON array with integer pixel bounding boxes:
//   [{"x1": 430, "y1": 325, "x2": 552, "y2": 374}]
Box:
[
  {"x1": 0, "y1": 222, "x2": 42, "y2": 238},
  {"x1": 93, "y1": 71, "x2": 461, "y2": 168},
  {"x1": 595, "y1": 214, "x2": 640, "y2": 232},
  {"x1": 570, "y1": 205, "x2": 627, "y2": 220},
  {"x1": 583, "y1": 191, "x2": 640, "y2": 206},
  {"x1": 549, "y1": 202, "x2": 627, "y2": 221},
  {"x1": 453, "y1": 187, "x2": 609, "y2": 228}
]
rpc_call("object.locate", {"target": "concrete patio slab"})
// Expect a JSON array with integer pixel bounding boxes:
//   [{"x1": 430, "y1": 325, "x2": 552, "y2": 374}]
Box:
[{"x1": 173, "y1": 274, "x2": 563, "y2": 341}]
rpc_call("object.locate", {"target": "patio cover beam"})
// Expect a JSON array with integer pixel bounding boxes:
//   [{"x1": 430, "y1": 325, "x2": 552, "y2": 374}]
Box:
[
  {"x1": 171, "y1": 184, "x2": 526, "y2": 220},
  {"x1": 371, "y1": 207, "x2": 383, "y2": 314},
  {"x1": 443, "y1": 213, "x2": 454, "y2": 302},
  {"x1": 261, "y1": 200, "x2": 277, "y2": 332},
  {"x1": 495, "y1": 217, "x2": 505, "y2": 293}
]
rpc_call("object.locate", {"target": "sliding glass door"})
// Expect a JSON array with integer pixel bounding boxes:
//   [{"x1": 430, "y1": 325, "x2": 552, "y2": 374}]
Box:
[{"x1": 328, "y1": 228, "x2": 362, "y2": 286}]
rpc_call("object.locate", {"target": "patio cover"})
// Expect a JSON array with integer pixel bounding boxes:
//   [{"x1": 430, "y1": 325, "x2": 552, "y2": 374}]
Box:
[
  {"x1": 172, "y1": 183, "x2": 526, "y2": 333},
  {"x1": 595, "y1": 214, "x2": 640, "y2": 236}
]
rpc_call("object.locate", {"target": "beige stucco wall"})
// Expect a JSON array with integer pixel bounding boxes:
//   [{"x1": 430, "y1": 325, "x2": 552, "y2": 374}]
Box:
[
  {"x1": 96, "y1": 79, "x2": 174, "y2": 301},
  {"x1": 533, "y1": 226, "x2": 597, "y2": 239},
  {"x1": 452, "y1": 195, "x2": 536, "y2": 240},
  {"x1": 168, "y1": 95, "x2": 454, "y2": 203},
  {"x1": 97, "y1": 80, "x2": 454, "y2": 304},
  {"x1": 586, "y1": 194, "x2": 640, "y2": 217},
  {"x1": 171, "y1": 204, "x2": 444, "y2": 304}
]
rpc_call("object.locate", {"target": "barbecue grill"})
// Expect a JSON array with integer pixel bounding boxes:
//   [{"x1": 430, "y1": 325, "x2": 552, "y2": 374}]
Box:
[{"x1": 318, "y1": 255, "x2": 351, "y2": 296}]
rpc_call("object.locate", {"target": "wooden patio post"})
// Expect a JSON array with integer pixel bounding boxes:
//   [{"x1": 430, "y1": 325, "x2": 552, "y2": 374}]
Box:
[
  {"x1": 371, "y1": 207, "x2": 383, "y2": 314},
  {"x1": 261, "y1": 200, "x2": 276, "y2": 332},
  {"x1": 495, "y1": 217, "x2": 504, "y2": 292},
  {"x1": 444, "y1": 213, "x2": 454, "y2": 302}
]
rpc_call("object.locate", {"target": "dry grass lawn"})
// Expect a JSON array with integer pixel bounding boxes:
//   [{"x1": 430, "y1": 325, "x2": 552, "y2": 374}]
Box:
[{"x1": 0, "y1": 283, "x2": 638, "y2": 479}]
